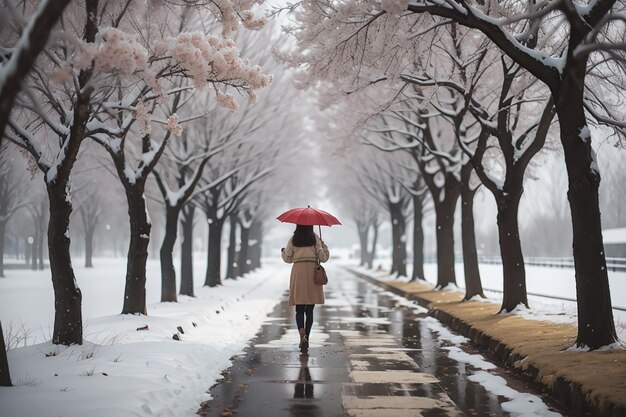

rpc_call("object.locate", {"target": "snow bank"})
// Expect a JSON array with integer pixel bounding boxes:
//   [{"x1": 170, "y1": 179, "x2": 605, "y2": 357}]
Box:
[{"x1": 0, "y1": 261, "x2": 289, "y2": 417}]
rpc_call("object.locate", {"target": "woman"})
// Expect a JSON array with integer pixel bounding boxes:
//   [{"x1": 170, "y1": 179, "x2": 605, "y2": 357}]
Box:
[{"x1": 281, "y1": 224, "x2": 330, "y2": 353}]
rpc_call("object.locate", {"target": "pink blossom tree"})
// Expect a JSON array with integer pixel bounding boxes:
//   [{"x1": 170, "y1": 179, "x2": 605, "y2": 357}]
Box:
[
  {"x1": 84, "y1": 5, "x2": 272, "y2": 314},
  {"x1": 3, "y1": 0, "x2": 271, "y2": 341}
]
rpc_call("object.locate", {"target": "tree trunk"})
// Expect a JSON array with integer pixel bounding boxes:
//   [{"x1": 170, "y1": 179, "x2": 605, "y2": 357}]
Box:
[
  {"x1": 84, "y1": 226, "x2": 94, "y2": 268},
  {"x1": 0, "y1": 221, "x2": 5, "y2": 278},
  {"x1": 555, "y1": 69, "x2": 617, "y2": 348},
  {"x1": 31, "y1": 225, "x2": 38, "y2": 270},
  {"x1": 389, "y1": 202, "x2": 407, "y2": 276},
  {"x1": 460, "y1": 169, "x2": 483, "y2": 300},
  {"x1": 357, "y1": 222, "x2": 369, "y2": 266},
  {"x1": 434, "y1": 188, "x2": 459, "y2": 289},
  {"x1": 496, "y1": 191, "x2": 527, "y2": 312},
  {"x1": 249, "y1": 221, "x2": 262, "y2": 270},
  {"x1": 160, "y1": 206, "x2": 179, "y2": 302},
  {"x1": 0, "y1": 321, "x2": 10, "y2": 386},
  {"x1": 397, "y1": 212, "x2": 407, "y2": 278},
  {"x1": 411, "y1": 194, "x2": 425, "y2": 281},
  {"x1": 390, "y1": 212, "x2": 398, "y2": 274},
  {"x1": 179, "y1": 204, "x2": 195, "y2": 297},
  {"x1": 225, "y1": 213, "x2": 238, "y2": 279},
  {"x1": 368, "y1": 221, "x2": 379, "y2": 269},
  {"x1": 121, "y1": 186, "x2": 151, "y2": 315},
  {"x1": 204, "y1": 220, "x2": 224, "y2": 287},
  {"x1": 47, "y1": 183, "x2": 82, "y2": 345},
  {"x1": 238, "y1": 222, "x2": 251, "y2": 276}
]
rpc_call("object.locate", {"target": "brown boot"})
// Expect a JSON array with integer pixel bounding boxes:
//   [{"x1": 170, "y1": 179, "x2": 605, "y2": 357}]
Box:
[{"x1": 298, "y1": 328, "x2": 308, "y2": 352}]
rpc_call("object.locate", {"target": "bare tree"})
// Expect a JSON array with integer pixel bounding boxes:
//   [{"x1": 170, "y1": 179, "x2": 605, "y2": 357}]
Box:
[
  {"x1": 409, "y1": 58, "x2": 557, "y2": 309},
  {"x1": 326, "y1": 153, "x2": 384, "y2": 270},
  {"x1": 364, "y1": 111, "x2": 462, "y2": 287},
  {"x1": 198, "y1": 144, "x2": 276, "y2": 287},
  {"x1": 153, "y1": 86, "x2": 276, "y2": 300},
  {"x1": 352, "y1": 147, "x2": 412, "y2": 277},
  {"x1": 154, "y1": 132, "x2": 234, "y2": 301}
]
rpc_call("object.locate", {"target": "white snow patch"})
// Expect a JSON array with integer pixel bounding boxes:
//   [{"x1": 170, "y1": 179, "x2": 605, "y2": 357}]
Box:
[
  {"x1": 469, "y1": 371, "x2": 562, "y2": 417},
  {"x1": 579, "y1": 126, "x2": 591, "y2": 142},
  {"x1": 384, "y1": 292, "x2": 428, "y2": 313},
  {"x1": 438, "y1": 282, "x2": 461, "y2": 292},
  {"x1": 590, "y1": 147, "x2": 599, "y2": 175},
  {"x1": 421, "y1": 316, "x2": 469, "y2": 345},
  {"x1": 442, "y1": 346, "x2": 496, "y2": 370},
  {"x1": 500, "y1": 303, "x2": 530, "y2": 315},
  {"x1": 603, "y1": 227, "x2": 626, "y2": 244},
  {"x1": 467, "y1": 294, "x2": 491, "y2": 303},
  {"x1": 123, "y1": 165, "x2": 136, "y2": 185}
]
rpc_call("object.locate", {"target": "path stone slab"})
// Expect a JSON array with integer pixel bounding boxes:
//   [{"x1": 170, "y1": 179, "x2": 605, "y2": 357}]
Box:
[
  {"x1": 345, "y1": 338, "x2": 396, "y2": 346},
  {"x1": 349, "y1": 371, "x2": 439, "y2": 384},
  {"x1": 342, "y1": 395, "x2": 463, "y2": 416},
  {"x1": 349, "y1": 352, "x2": 415, "y2": 362},
  {"x1": 349, "y1": 352, "x2": 418, "y2": 369},
  {"x1": 345, "y1": 410, "x2": 425, "y2": 417}
]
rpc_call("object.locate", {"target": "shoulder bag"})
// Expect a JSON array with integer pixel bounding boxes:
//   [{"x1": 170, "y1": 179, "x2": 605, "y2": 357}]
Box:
[{"x1": 313, "y1": 242, "x2": 328, "y2": 286}]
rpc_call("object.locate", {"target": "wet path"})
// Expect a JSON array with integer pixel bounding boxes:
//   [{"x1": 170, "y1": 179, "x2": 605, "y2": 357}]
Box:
[{"x1": 198, "y1": 265, "x2": 566, "y2": 417}]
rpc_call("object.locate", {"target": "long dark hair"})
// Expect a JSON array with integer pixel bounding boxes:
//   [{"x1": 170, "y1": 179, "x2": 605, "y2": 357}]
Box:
[{"x1": 292, "y1": 224, "x2": 316, "y2": 247}]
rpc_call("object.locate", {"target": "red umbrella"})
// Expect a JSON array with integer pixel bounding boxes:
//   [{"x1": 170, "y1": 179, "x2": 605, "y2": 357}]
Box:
[{"x1": 277, "y1": 206, "x2": 341, "y2": 238}]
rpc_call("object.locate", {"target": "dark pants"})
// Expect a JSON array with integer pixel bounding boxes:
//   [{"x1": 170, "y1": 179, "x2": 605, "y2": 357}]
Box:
[{"x1": 295, "y1": 304, "x2": 315, "y2": 336}]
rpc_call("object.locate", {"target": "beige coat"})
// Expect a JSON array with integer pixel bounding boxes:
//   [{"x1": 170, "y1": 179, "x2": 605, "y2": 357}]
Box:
[{"x1": 281, "y1": 234, "x2": 330, "y2": 306}]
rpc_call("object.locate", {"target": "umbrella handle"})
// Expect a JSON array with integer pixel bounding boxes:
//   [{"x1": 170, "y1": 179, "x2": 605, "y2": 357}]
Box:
[{"x1": 318, "y1": 225, "x2": 322, "y2": 241}]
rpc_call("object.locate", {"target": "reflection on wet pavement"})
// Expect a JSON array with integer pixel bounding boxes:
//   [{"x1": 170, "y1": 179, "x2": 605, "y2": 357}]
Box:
[{"x1": 198, "y1": 265, "x2": 566, "y2": 417}]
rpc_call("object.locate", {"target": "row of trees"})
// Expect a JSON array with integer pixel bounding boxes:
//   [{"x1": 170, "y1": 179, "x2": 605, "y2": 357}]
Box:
[
  {"x1": 283, "y1": 0, "x2": 626, "y2": 350},
  {"x1": 0, "y1": 0, "x2": 304, "y2": 387}
]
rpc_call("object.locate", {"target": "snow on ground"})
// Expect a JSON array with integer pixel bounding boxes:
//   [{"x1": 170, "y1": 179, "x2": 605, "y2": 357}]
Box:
[
  {"x1": 348, "y1": 260, "x2": 626, "y2": 342},
  {"x1": 0, "y1": 258, "x2": 291, "y2": 417},
  {"x1": 1, "y1": 257, "x2": 211, "y2": 346}
]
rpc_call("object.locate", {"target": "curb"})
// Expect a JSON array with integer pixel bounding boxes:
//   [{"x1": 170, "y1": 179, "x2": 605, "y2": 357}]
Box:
[{"x1": 345, "y1": 267, "x2": 626, "y2": 417}]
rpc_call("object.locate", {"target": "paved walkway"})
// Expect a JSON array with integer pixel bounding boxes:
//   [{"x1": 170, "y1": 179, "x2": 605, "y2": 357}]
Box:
[{"x1": 198, "y1": 265, "x2": 566, "y2": 417}]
